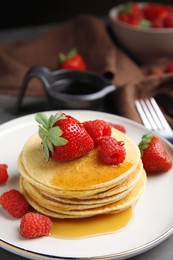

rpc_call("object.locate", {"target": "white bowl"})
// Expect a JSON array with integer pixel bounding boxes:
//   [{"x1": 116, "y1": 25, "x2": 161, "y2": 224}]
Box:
[{"x1": 108, "y1": 3, "x2": 173, "y2": 64}]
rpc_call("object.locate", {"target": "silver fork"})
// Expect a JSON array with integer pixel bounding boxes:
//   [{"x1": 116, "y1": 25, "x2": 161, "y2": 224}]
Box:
[{"x1": 135, "y1": 97, "x2": 173, "y2": 144}]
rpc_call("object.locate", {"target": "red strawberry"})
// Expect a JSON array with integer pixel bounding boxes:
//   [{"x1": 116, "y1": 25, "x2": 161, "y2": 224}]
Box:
[
  {"x1": 165, "y1": 61, "x2": 173, "y2": 73},
  {"x1": 150, "y1": 68, "x2": 164, "y2": 76},
  {"x1": 0, "y1": 189, "x2": 29, "y2": 218},
  {"x1": 128, "y1": 14, "x2": 141, "y2": 26},
  {"x1": 118, "y1": 2, "x2": 142, "y2": 26},
  {"x1": 20, "y1": 212, "x2": 52, "y2": 239},
  {"x1": 118, "y1": 3, "x2": 173, "y2": 29},
  {"x1": 143, "y1": 4, "x2": 170, "y2": 22},
  {"x1": 118, "y1": 13, "x2": 129, "y2": 23},
  {"x1": 99, "y1": 136, "x2": 126, "y2": 165},
  {"x1": 35, "y1": 112, "x2": 94, "y2": 161},
  {"x1": 83, "y1": 120, "x2": 111, "y2": 145},
  {"x1": 108, "y1": 122, "x2": 126, "y2": 134},
  {"x1": 121, "y1": 2, "x2": 141, "y2": 16},
  {"x1": 57, "y1": 48, "x2": 87, "y2": 71},
  {"x1": 164, "y1": 14, "x2": 173, "y2": 28},
  {"x1": 0, "y1": 164, "x2": 8, "y2": 184},
  {"x1": 152, "y1": 18, "x2": 165, "y2": 28},
  {"x1": 130, "y1": 2, "x2": 141, "y2": 15},
  {"x1": 139, "y1": 134, "x2": 172, "y2": 172}
]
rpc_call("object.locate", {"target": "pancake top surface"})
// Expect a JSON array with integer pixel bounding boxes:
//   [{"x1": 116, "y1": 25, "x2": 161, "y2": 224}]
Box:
[{"x1": 19, "y1": 128, "x2": 140, "y2": 191}]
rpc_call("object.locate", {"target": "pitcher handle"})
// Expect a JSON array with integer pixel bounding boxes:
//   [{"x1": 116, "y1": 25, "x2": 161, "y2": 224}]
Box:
[{"x1": 15, "y1": 66, "x2": 52, "y2": 113}]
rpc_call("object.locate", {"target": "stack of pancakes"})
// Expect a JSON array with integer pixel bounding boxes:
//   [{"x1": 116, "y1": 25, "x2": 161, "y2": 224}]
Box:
[{"x1": 18, "y1": 128, "x2": 146, "y2": 219}]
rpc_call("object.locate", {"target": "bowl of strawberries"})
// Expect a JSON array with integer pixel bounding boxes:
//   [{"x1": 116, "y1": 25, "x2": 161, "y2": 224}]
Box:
[{"x1": 109, "y1": 2, "x2": 173, "y2": 64}]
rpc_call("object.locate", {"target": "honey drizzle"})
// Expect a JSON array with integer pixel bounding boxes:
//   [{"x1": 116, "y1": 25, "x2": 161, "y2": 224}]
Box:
[{"x1": 51, "y1": 206, "x2": 133, "y2": 239}]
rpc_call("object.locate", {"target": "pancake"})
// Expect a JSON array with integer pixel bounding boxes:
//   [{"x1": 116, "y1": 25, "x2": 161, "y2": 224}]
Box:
[
  {"x1": 18, "y1": 128, "x2": 141, "y2": 198},
  {"x1": 18, "y1": 155, "x2": 127, "y2": 198},
  {"x1": 22, "y1": 161, "x2": 143, "y2": 208},
  {"x1": 20, "y1": 170, "x2": 146, "y2": 219},
  {"x1": 20, "y1": 177, "x2": 134, "y2": 210},
  {"x1": 19, "y1": 159, "x2": 143, "y2": 216}
]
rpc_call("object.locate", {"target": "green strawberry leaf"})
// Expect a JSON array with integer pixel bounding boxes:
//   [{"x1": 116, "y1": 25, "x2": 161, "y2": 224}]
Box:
[
  {"x1": 38, "y1": 127, "x2": 46, "y2": 140},
  {"x1": 46, "y1": 139, "x2": 54, "y2": 153},
  {"x1": 120, "y1": 2, "x2": 132, "y2": 14},
  {"x1": 139, "y1": 134, "x2": 153, "y2": 157},
  {"x1": 35, "y1": 113, "x2": 49, "y2": 128},
  {"x1": 48, "y1": 114, "x2": 58, "y2": 128},
  {"x1": 48, "y1": 127, "x2": 68, "y2": 146},
  {"x1": 57, "y1": 48, "x2": 78, "y2": 65},
  {"x1": 48, "y1": 126, "x2": 62, "y2": 140},
  {"x1": 57, "y1": 53, "x2": 66, "y2": 64},
  {"x1": 55, "y1": 137, "x2": 68, "y2": 146},
  {"x1": 67, "y1": 48, "x2": 77, "y2": 59},
  {"x1": 139, "y1": 19, "x2": 151, "y2": 28},
  {"x1": 43, "y1": 141, "x2": 49, "y2": 162}
]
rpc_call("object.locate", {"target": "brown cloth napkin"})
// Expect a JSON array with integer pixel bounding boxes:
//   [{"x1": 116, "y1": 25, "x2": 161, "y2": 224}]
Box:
[
  {"x1": 0, "y1": 14, "x2": 173, "y2": 129},
  {"x1": 112, "y1": 73, "x2": 173, "y2": 129}
]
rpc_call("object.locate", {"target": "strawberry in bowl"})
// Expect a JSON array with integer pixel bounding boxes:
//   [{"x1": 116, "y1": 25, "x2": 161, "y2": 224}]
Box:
[
  {"x1": 109, "y1": 2, "x2": 173, "y2": 63},
  {"x1": 117, "y1": 2, "x2": 173, "y2": 29}
]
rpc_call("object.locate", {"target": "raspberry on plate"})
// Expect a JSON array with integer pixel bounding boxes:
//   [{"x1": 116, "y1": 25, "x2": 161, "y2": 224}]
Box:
[
  {"x1": 20, "y1": 212, "x2": 53, "y2": 239},
  {"x1": 0, "y1": 164, "x2": 8, "y2": 184},
  {"x1": 0, "y1": 189, "x2": 29, "y2": 218}
]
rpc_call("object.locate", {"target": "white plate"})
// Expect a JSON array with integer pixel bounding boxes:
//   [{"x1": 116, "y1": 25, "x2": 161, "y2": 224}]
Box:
[{"x1": 1, "y1": 110, "x2": 173, "y2": 260}]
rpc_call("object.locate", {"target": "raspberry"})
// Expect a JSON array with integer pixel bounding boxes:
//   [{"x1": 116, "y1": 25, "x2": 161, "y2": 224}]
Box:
[
  {"x1": 0, "y1": 189, "x2": 29, "y2": 218},
  {"x1": 108, "y1": 123, "x2": 126, "y2": 134},
  {"x1": 99, "y1": 136, "x2": 126, "y2": 165},
  {"x1": 0, "y1": 164, "x2": 8, "y2": 184},
  {"x1": 83, "y1": 120, "x2": 111, "y2": 145},
  {"x1": 20, "y1": 212, "x2": 53, "y2": 239}
]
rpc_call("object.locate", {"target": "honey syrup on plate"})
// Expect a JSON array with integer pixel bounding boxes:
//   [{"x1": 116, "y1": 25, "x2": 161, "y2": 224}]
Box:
[{"x1": 51, "y1": 207, "x2": 133, "y2": 239}]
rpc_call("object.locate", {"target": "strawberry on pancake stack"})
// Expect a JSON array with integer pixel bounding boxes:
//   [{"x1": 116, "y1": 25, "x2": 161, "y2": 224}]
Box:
[{"x1": 18, "y1": 112, "x2": 146, "y2": 219}]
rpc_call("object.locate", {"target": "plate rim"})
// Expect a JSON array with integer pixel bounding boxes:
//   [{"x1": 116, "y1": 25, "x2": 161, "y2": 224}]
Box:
[
  {"x1": 1, "y1": 225, "x2": 173, "y2": 260},
  {"x1": 1, "y1": 110, "x2": 173, "y2": 260}
]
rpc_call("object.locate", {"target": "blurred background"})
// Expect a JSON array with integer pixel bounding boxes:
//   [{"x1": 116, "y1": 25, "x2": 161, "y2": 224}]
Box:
[
  {"x1": 0, "y1": 0, "x2": 173, "y2": 122},
  {"x1": 0, "y1": 0, "x2": 173, "y2": 29}
]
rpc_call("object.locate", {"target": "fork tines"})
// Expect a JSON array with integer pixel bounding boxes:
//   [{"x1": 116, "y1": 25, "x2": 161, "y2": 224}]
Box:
[{"x1": 135, "y1": 97, "x2": 173, "y2": 133}]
